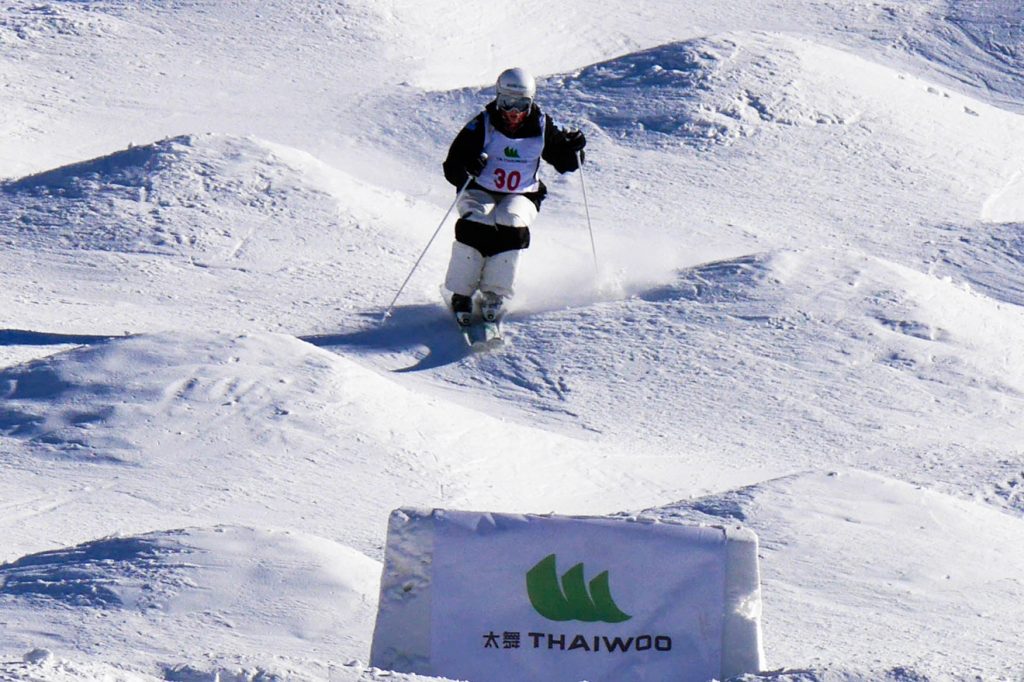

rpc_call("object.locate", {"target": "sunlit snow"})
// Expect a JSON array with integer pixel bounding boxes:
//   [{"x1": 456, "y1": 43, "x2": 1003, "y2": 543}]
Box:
[{"x1": 2, "y1": 1, "x2": 1023, "y2": 680}]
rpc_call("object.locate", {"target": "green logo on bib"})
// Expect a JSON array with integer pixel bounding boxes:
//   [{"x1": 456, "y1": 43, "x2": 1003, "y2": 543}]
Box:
[{"x1": 503, "y1": 146, "x2": 520, "y2": 159}]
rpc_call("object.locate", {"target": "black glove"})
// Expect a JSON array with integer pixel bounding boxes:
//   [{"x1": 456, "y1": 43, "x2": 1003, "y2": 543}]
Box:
[
  {"x1": 565, "y1": 129, "x2": 586, "y2": 152},
  {"x1": 466, "y1": 153, "x2": 488, "y2": 178}
]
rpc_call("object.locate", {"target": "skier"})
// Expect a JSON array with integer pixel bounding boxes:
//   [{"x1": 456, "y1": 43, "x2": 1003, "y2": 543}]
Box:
[{"x1": 442, "y1": 66, "x2": 587, "y2": 328}]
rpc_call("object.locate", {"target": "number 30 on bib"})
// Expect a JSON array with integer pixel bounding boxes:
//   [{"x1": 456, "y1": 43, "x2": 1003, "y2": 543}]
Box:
[{"x1": 492, "y1": 168, "x2": 522, "y2": 191}]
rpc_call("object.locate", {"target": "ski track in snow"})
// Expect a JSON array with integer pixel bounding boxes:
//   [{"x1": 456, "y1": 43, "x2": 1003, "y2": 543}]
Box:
[{"x1": 2, "y1": 0, "x2": 1024, "y2": 680}]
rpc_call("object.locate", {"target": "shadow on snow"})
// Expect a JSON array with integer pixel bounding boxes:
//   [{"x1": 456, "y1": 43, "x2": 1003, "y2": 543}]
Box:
[
  {"x1": 0, "y1": 330, "x2": 119, "y2": 346},
  {"x1": 301, "y1": 303, "x2": 472, "y2": 372},
  {"x1": 0, "y1": 535, "x2": 180, "y2": 608}
]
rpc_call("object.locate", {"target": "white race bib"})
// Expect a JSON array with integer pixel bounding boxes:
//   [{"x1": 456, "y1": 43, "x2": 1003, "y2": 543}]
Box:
[{"x1": 476, "y1": 115, "x2": 546, "y2": 193}]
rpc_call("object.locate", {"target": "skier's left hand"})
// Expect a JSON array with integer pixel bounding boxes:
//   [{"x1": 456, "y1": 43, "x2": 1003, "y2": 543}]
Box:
[{"x1": 565, "y1": 129, "x2": 586, "y2": 152}]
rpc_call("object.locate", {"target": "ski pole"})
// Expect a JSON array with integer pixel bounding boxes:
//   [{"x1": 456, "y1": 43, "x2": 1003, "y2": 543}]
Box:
[
  {"x1": 576, "y1": 150, "x2": 599, "y2": 276},
  {"x1": 381, "y1": 174, "x2": 475, "y2": 323}
]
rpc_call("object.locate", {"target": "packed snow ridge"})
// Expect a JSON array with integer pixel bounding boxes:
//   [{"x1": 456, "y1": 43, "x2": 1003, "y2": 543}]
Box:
[
  {"x1": 0, "y1": 135, "x2": 350, "y2": 256},
  {"x1": 0, "y1": 526, "x2": 381, "y2": 680},
  {"x1": 636, "y1": 469, "x2": 1024, "y2": 674}
]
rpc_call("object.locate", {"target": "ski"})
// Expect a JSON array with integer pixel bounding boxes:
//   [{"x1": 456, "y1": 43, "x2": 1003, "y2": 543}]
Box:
[
  {"x1": 458, "y1": 320, "x2": 477, "y2": 348},
  {"x1": 478, "y1": 319, "x2": 504, "y2": 350},
  {"x1": 441, "y1": 286, "x2": 506, "y2": 352},
  {"x1": 457, "y1": 318, "x2": 503, "y2": 352}
]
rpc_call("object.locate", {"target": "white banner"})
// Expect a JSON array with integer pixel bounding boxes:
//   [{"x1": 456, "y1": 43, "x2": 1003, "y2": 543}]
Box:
[{"x1": 429, "y1": 511, "x2": 729, "y2": 682}]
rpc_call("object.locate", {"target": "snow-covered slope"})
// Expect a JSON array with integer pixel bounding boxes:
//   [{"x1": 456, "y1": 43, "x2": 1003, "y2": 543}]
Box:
[
  {"x1": 642, "y1": 469, "x2": 1024, "y2": 678},
  {"x1": 2, "y1": 0, "x2": 1024, "y2": 680}
]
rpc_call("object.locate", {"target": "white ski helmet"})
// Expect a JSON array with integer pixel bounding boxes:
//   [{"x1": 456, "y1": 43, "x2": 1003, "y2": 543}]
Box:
[{"x1": 495, "y1": 67, "x2": 536, "y2": 111}]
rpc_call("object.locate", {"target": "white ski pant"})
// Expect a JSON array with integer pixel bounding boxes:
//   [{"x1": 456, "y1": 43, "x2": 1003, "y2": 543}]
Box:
[
  {"x1": 445, "y1": 242, "x2": 519, "y2": 299},
  {"x1": 444, "y1": 190, "x2": 538, "y2": 299},
  {"x1": 457, "y1": 190, "x2": 538, "y2": 229}
]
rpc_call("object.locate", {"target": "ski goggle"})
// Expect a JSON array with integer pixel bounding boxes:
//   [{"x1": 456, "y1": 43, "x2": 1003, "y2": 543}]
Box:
[{"x1": 497, "y1": 94, "x2": 532, "y2": 112}]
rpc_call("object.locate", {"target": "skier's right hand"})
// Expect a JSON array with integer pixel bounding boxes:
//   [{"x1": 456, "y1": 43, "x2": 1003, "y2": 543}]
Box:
[{"x1": 465, "y1": 153, "x2": 488, "y2": 178}]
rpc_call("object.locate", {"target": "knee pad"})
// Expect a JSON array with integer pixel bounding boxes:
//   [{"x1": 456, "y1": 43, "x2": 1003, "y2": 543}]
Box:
[{"x1": 456, "y1": 219, "x2": 530, "y2": 257}]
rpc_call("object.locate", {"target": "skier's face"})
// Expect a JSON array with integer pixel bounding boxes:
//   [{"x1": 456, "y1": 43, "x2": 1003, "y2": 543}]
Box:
[
  {"x1": 500, "y1": 108, "x2": 528, "y2": 131},
  {"x1": 497, "y1": 94, "x2": 532, "y2": 131}
]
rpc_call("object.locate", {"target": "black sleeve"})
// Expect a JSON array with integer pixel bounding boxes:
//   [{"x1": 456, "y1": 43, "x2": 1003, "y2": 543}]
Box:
[
  {"x1": 542, "y1": 116, "x2": 583, "y2": 174},
  {"x1": 443, "y1": 113, "x2": 486, "y2": 188}
]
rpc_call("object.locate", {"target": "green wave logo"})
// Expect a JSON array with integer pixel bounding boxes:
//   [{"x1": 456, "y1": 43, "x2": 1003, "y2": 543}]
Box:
[
  {"x1": 503, "y1": 146, "x2": 521, "y2": 158},
  {"x1": 526, "y1": 554, "x2": 632, "y2": 623}
]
